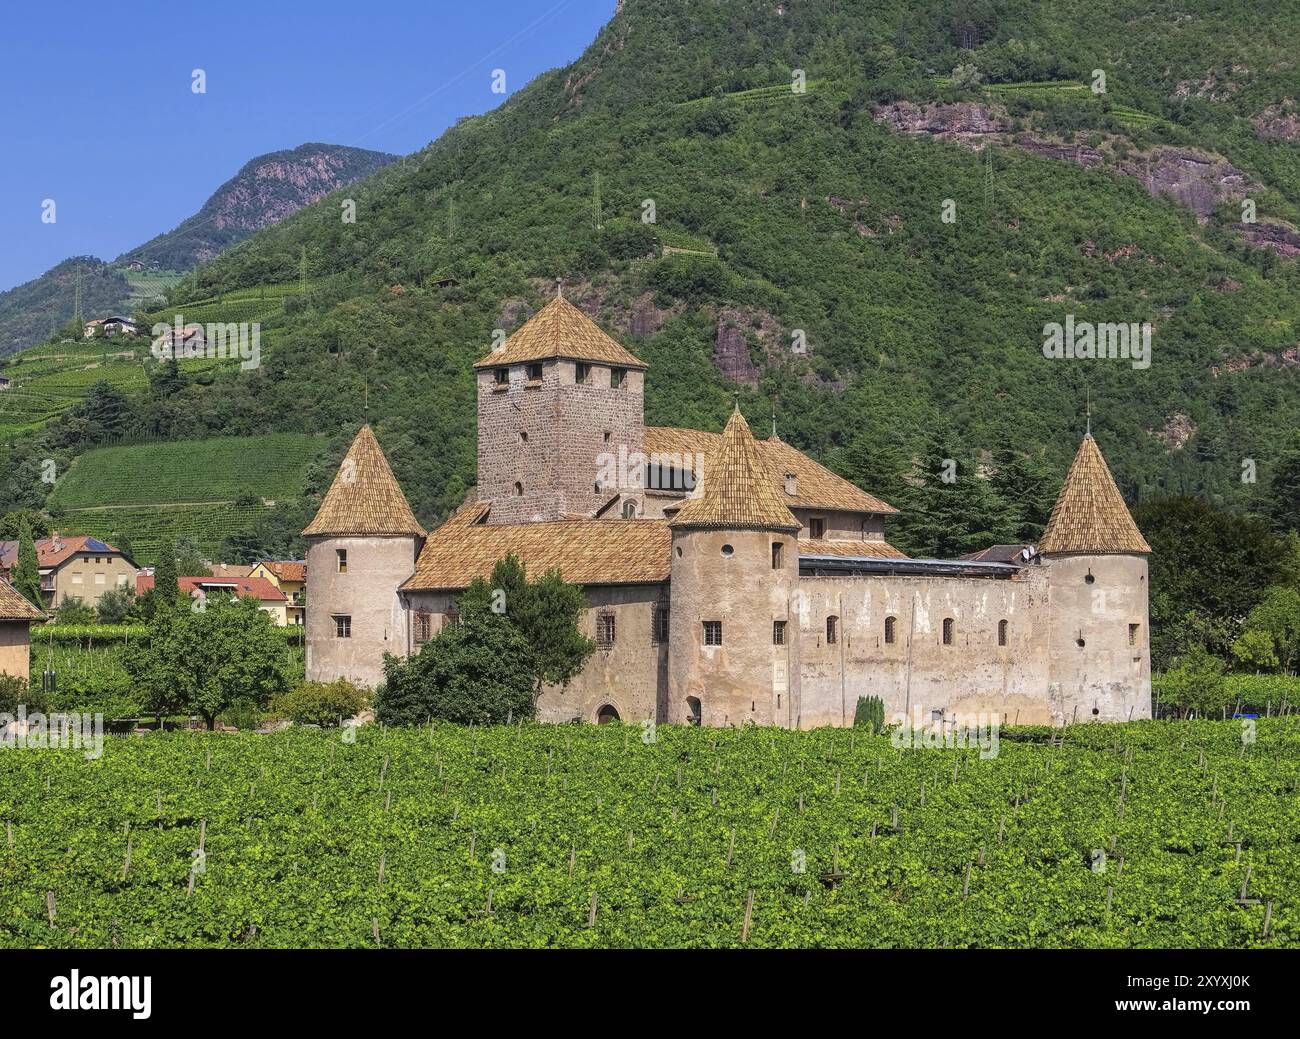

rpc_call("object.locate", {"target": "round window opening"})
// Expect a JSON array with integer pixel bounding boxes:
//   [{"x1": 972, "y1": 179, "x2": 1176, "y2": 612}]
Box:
[
  {"x1": 1084, "y1": 573, "x2": 1095, "y2": 585},
  {"x1": 721, "y1": 544, "x2": 735, "y2": 556},
  {"x1": 1076, "y1": 637, "x2": 1086, "y2": 648},
  {"x1": 1092, "y1": 707, "x2": 1100, "y2": 716},
  {"x1": 675, "y1": 546, "x2": 683, "y2": 558}
]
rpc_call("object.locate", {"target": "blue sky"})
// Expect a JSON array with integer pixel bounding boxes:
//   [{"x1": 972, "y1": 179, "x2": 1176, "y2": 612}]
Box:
[{"x1": 0, "y1": 0, "x2": 615, "y2": 291}]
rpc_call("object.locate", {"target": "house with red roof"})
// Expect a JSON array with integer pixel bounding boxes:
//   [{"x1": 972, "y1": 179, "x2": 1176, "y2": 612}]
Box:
[
  {"x1": 0, "y1": 534, "x2": 137, "y2": 612},
  {"x1": 136, "y1": 574, "x2": 289, "y2": 626}
]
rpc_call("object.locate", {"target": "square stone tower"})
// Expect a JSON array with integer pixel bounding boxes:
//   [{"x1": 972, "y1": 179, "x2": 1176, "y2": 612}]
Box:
[{"x1": 474, "y1": 295, "x2": 648, "y2": 524}]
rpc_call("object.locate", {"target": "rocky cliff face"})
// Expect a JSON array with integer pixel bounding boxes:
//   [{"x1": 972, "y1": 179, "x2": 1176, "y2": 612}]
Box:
[{"x1": 123, "y1": 143, "x2": 397, "y2": 269}]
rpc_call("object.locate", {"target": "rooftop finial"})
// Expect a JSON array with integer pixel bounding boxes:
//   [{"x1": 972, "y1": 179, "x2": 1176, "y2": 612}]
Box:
[
  {"x1": 733, "y1": 390, "x2": 741, "y2": 414},
  {"x1": 555, "y1": 276, "x2": 563, "y2": 300},
  {"x1": 1085, "y1": 386, "x2": 1092, "y2": 437}
]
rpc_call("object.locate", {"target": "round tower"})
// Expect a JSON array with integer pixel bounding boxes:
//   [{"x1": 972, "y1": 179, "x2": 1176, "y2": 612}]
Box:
[
  {"x1": 1039, "y1": 433, "x2": 1152, "y2": 724},
  {"x1": 667, "y1": 407, "x2": 802, "y2": 727},
  {"x1": 303, "y1": 425, "x2": 425, "y2": 689}
]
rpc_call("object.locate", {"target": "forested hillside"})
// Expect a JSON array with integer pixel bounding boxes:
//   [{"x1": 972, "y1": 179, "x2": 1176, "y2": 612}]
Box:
[{"x1": 6, "y1": 0, "x2": 1300, "y2": 665}]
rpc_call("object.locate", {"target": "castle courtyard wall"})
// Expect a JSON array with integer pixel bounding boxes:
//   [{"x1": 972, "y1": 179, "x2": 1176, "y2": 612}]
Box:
[{"x1": 794, "y1": 571, "x2": 1054, "y2": 729}]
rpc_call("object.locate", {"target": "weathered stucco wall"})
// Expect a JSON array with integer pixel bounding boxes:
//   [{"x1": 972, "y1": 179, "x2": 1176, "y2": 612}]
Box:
[
  {"x1": 305, "y1": 535, "x2": 419, "y2": 689},
  {"x1": 794, "y1": 570, "x2": 1054, "y2": 729},
  {"x1": 1043, "y1": 553, "x2": 1151, "y2": 723},
  {"x1": 403, "y1": 583, "x2": 669, "y2": 724},
  {"x1": 0, "y1": 622, "x2": 31, "y2": 683},
  {"x1": 668, "y1": 529, "x2": 800, "y2": 728}
]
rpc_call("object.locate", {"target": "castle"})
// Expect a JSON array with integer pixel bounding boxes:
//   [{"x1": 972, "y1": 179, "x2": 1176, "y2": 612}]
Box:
[{"x1": 303, "y1": 295, "x2": 1152, "y2": 728}]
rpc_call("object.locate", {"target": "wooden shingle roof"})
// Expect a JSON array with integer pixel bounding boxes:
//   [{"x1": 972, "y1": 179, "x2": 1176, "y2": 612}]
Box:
[
  {"x1": 668, "y1": 408, "x2": 801, "y2": 532},
  {"x1": 0, "y1": 577, "x2": 43, "y2": 621},
  {"x1": 404, "y1": 517, "x2": 670, "y2": 591},
  {"x1": 645, "y1": 426, "x2": 897, "y2": 516},
  {"x1": 302, "y1": 426, "x2": 425, "y2": 538},
  {"x1": 1039, "y1": 435, "x2": 1151, "y2": 554},
  {"x1": 472, "y1": 296, "x2": 647, "y2": 370}
]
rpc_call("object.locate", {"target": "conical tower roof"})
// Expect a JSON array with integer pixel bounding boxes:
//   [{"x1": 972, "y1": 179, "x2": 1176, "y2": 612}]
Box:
[
  {"x1": 472, "y1": 295, "x2": 647, "y2": 370},
  {"x1": 669, "y1": 407, "x2": 800, "y2": 532},
  {"x1": 1039, "y1": 435, "x2": 1150, "y2": 554},
  {"x1": 303, "y1": 426, "x2": 425, "y2": 537}
]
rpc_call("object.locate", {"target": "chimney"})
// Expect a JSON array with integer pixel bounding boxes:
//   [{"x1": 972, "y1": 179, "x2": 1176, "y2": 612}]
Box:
[{"x1": 784, "y1": 473, "x2": 798, "y2": 496}]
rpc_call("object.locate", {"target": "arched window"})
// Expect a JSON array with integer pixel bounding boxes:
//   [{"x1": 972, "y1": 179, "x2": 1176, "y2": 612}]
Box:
[
  {"x1": 942, "y1": 618, "x2": 954, "y2": 645},
  {"x1": 596, "y1": 704, "x2": 620, "y2": 724},
  {"x1": 998, "y1": 619, "x2": 1008, "y2": 646},
  {"x1": 884, "y1": 616, "x2": 896, "y2": 645},
  {"x1": 826, "y1": 615, "x2": 839, "y2": 645},
  {"x1": 513, "y1": 481, "x2": 523, "y2": 496},
  {"x1": 622, "y1": 499, "x2": 638, "y2": 518},
  {"x1": 685, "y1": 697, "x2": 702, "y2": 725}
]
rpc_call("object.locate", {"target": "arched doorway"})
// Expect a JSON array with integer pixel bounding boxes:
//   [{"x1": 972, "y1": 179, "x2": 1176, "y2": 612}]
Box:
[
  {"x1": 596, "y1": 704, "x2": 620, "y2": 724},
  {"x1": 686, "y1": 697, "x2": 702, "y2": 726}
]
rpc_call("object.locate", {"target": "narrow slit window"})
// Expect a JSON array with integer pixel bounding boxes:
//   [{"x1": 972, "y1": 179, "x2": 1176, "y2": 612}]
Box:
[
  {"x1": 884, "y1": 616, "x2": 896, "y2": 645},
  {"x1": 826, "y1": 615, "x2": 839, "y2": 645},
  {"x1": 335, "y1": 549, "x2": 348, "y2": 574},
  {"x1": 773, "y1": 620, "x2": 786, "y2": 646},
  {"x1": 942, "y1": 617, "x2": 954, "y2": 645},
  {"x1": 771, "y1": 541, "x2": 784, "y2": 569},
  {"x1": 998, "y1": 619, "x2": 1008, "y2": 647}
]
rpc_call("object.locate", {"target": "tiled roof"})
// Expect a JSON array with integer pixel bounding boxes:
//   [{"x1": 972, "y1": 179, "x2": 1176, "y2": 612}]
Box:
[
  {"x1": 668, "y1": 408, "x2": 801, "y2": 532},
  {"x1": 472, "y1": 296, "x2": 647, "y2": 370},
  {"x1": 0, "y1": 535, "x2": 128, "y2": 570},
  {"x1": 137, "y1": 575, "x2": 287, "y2": 602},
  {"x1": 258, "y1": 560, "x2": 306, "y2": 583},
  {"x1": 302, "y1": 426, "x2": 425, "y2": 538},
  {"x1": 645, "y1": 427, "x2": 897, "y2": 515},
  {"x1": 1039, "y1": 435, "x2": 1151, "y2": 554},
  {"x1": 405, "y1": 518, "x2": 670, "y2": 591},
  {"x1": 0, "y1": 577, "x2": 44, "y2": 621},
  {"x1": 209, "y1": 563, "x2": 255, "y2": 579},
  {"x1": 799, "y1": 538, "x2": 908, "y2": 560}
]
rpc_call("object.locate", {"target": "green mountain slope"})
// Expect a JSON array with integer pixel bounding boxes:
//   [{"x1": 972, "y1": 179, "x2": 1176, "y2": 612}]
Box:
[
  {"x1": 0, "y1": 145, "x2": 397, "y2": 359},
  {"x1": 7, "y1": 0, "x2": 1300, "y2": 547}
]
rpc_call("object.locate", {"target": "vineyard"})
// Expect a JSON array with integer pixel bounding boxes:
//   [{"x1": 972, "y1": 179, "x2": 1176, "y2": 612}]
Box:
[
  {"x1": 48, "y1": 433, "x2": 323, "y2": 509},
  {"x1": 0, "y1": 719, "x2": 1294, "y2": 948}
]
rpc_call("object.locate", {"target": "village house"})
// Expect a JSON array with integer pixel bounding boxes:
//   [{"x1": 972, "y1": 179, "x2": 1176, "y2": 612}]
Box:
[
  {"x1": 0, "y1": 577, "x2": 43, "y2": 683},
  {"x1": 0, "y1": 534, "x2": 136, "y2": 612},
  {"x1": 303, "y1": 295, "x2": 1152, "y2": 728},
  {"x1": 136, "y1": 574, "x2": 289, "y2": 625},
  {"x1": 84, "y1": 316, "x2": 138, "y2": 338},
  {"x1": 249, "y1": 560, "x2": 306, "y2": 626},
  {"x1": 0, "y1": 375, "x2": 11, "y2": 392}
]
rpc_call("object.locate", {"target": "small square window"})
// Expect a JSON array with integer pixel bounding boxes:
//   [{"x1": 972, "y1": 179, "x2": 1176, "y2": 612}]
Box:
[
  {"x1": 809, "y1": 518, "x2": 825, "y2": 539},
  {"x1": 494, "y1": 367, "x2": 509, "y2": 385},
  {"x1": 575, "y1": 363, "x2": 590, "y2": 385},
  {"x1": 611, "y1": 367, "x2": 626, "y2": 388},
  {"x1": 773, "y1": 620, "x2": 786, "y2": 646},
  {"x1": 703, "y1": 620, "x2": 723, "y2": 646},
  {"x1": 333, "y1": 615, "x2": 352, "y2": 638},
  {"x1": 526, "y1": 363, "x2": 543, "y2": 381}
]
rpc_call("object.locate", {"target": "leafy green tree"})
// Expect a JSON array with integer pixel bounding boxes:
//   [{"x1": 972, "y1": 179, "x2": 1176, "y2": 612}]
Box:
[
  {"x1": 95, "y1": 586, "x2": 136, "y2": 625},
  {"x1": 1134, "y1": 497, "x2": 1294, "y2": 668},
  {"x1": 1234, "y1": 586, "x2": 1300, "y2": 673},
  {"x1": 458, "y1": 554, "x2": 594, "y2": 705},
  {"x1": 1156, "y1": 646, "x2": 1230, "y2": 719},
  {"x1": 0, "y1": 510, "x2": 50, "y2": 540},
  {"x1": 152, "y1": 540, "x2": 180, "y2": 609},
  {"x1": 988, "y1": 446, "x2": 1057, "y2": 544},
  {"x1": 122, "y1": 596, "x2": 292, "y2": 729},
  {"x1": 54, "y1": 597, "x2": 96, "y2": 625},
  {"x1": 853, "y1": 695, "x2": 885, "y2": 733},
  {"x1": 374, "y1": 612, "x2": 535, "y2": 726},
  {"x1": 11, "y1": 519, "x2": 44, "y2": 610},
  {"x1": 78, "y1": 381, "x2": 131, "y2": 440}
]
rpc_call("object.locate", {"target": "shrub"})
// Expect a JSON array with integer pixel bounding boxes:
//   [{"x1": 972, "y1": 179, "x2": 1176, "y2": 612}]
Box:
[
  {"x1": 54, "y1": 598, "x2": 97, "y2": 625},
  {"x1": 272, "y1": 679, "x2": 367, "y2": 727},
  {"x1": 853, "y1": 695, "x2": 885, "y2": 733},
  {"x1": 0, "y1": 673, "x2": 47, "y2": 715},
  {"x1": 374, "y1": 613, "x2": 535, "y2": 726}
]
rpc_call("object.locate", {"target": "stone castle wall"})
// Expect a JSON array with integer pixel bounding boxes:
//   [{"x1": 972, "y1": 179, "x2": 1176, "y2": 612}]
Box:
[{"x1": 476, "y1": 360, "x2": 644, "y2": 524}]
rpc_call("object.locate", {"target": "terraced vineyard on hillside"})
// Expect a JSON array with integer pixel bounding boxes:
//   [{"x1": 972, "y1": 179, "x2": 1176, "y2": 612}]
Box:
[
  {"x1": 0, "y1": 719, "x2": 1293, "y2": 948},
  {"x1": 45, "y1": 433, "x2": 324, "y2": 562}
]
